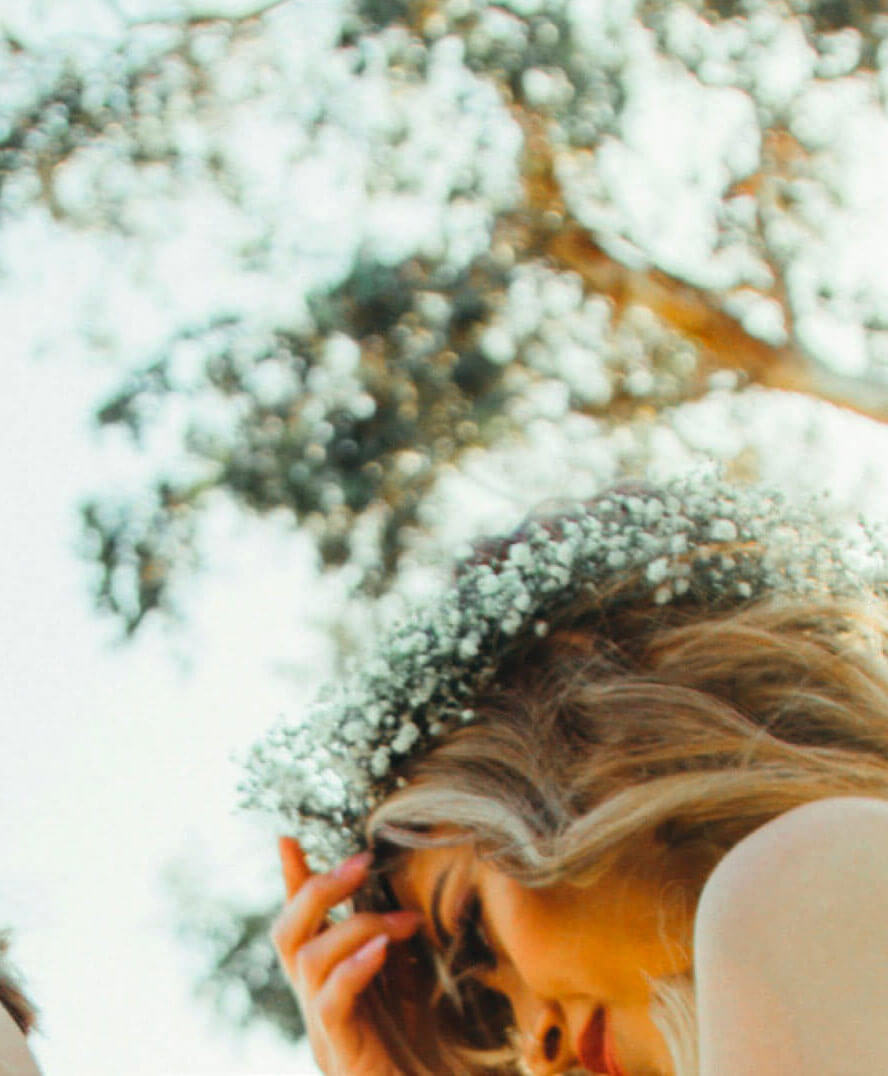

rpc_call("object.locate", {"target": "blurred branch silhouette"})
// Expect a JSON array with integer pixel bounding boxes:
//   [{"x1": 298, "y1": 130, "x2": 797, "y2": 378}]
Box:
[{"x1": 9, "y1": 0, "x2": 875, "y2": 634}]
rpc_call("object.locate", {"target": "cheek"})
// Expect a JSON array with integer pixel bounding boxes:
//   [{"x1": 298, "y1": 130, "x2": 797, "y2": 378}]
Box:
[
  {"x1": 520, "y1": 888, "x2": 689, "y2": 998},
  {"x1": 493, "y1": 886, "x2": 598, "y2": 989},
  {"x1": 483, "y1": 872, "x2": 691, "y2": 1000},
  {"x1": 612, "y1": 1005, "x2": 678, "y2": 1076},
  {"x1": 483, "y1": 878, "x2": 559, "y2": 973},
  {"x1": 487, "y1": 961, "x2": 539, "y2": 1031}
]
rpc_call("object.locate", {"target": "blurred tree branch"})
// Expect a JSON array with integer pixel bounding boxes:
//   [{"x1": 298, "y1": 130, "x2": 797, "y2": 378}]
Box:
[
  {"x1": 38, "y1": 0, "x2": 888, "y2": 636},
  {"x1": 509, "y1": 107, "x2": 888, "y2": 419},
  {"x1": 108, "y1": 0, "x2": 293, "y2": 30}
]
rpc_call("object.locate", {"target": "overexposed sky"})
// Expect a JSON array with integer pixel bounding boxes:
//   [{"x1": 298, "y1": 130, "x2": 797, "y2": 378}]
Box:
[{"x1": 2, "y1": 342, "x2": 328, "y2": 1072}]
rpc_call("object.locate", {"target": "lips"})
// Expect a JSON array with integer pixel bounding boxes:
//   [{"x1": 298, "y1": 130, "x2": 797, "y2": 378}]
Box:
[{"x1": 577, "y1": 1006, "x2": 626, "y2": 1076}]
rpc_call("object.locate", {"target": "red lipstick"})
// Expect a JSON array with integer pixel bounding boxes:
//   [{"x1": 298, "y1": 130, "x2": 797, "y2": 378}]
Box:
[{"x1": 577, "y1": 1006, "x2": 625, "y2": 1076}]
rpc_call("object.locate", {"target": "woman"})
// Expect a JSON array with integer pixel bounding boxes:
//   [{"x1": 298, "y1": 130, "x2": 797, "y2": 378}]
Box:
[{"x1": 244, "y1": 479, "x2": 888, "y2": 1075}]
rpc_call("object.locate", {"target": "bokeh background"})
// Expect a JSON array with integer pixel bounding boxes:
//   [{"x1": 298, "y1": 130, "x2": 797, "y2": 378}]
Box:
[{"x1": 6, "y1": 0, "x2": 888, "y2": 1071}]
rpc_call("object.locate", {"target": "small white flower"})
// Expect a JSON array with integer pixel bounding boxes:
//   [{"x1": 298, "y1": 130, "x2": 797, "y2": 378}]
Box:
[
  {"x1": 542, "y1": 566, "x2": 570, "y2": 591},
  {"x1": 508, "y1": 542, "x2": 533, "y2": 568},
  {"x1": 513, "y1": 591, "x2": 532, "y2": 612},
  {"x1": 364, "y1": 704, "x2": 384, "y2": 727},
  {"x1": 342, "y1": 720, "x2": 365, "y2": 744},
  {"x1": 555, "y1": 541, "x2": 576, "y2": 566},
  {"x1": 392, "y1": 722, "x2": 421, "y2": 754},
  {"x1": 480, "y1": 325, "x2": 516, "y2": 365},
  {"x1": 710, "y1": 519, "x2": 739, "y2": 542},
  {"x1": 370, "y1": 747, "x2": 391, "y2": 778},
  {"x1": 477, "y1": 570, "x2": 500, "y2": 596}
]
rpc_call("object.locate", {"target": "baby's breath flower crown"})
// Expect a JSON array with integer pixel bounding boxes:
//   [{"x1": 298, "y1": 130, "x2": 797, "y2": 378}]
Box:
[{"x1": 241, "y1": 478, "x2": 888, "y2": 869}]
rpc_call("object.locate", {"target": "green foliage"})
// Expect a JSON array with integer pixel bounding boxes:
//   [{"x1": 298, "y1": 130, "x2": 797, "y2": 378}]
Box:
[
  {"x1": 80, "y1": 488, "x2": 196, "y2": 635},
  {"x1": 171, "y1": 879, "x2": 304, "y2": 1039},
  {"x1": 16, "y1": 0, "x2": 877, "y2": 634},
  {"x1": 0, "y1": 29, "x2": 202, "y2": 223},
  {"x1": 208, "y1": 906, "x2": 301, "y2": 1038},
  {"x1": 82, "y1": 251, "x2": 520, "y2": 631},
  {"x1": 355, "y1": 0, "x2": 412, "y2": 29}
]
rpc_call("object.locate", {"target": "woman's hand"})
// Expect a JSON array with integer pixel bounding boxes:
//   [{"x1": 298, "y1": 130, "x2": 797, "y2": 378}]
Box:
[{"x1": 272, "y1": 836, "x2": 422, "y2": 1076}]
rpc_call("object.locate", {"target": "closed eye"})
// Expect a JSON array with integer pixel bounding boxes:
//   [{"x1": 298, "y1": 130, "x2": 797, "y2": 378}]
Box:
[
  {"x1": 451, "y1": 891, "x2": 497, "y2": 975},
  {"x1": 442, "y1": 890, "x2": 515, "y2": 1053}
]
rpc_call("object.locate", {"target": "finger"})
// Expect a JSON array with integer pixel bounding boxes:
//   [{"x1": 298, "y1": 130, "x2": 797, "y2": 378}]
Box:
[
  {"x1": 271, "y1": 852, "x2": 373, "y2": 954},
  {"x1": 315, "y1": 934, "x2": 390, "y2": 1031},
  {"x1": 278, "y1": 836, "x2": 310, "y2": 900},
  {"x1": 295, "y1": 910, "x2": 423, "y2": 991}
]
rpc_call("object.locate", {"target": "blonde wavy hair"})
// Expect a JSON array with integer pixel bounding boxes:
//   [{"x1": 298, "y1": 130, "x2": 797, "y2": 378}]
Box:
[{"x1": 352, "y1": 593, "x2": 888, "y2": 1075}]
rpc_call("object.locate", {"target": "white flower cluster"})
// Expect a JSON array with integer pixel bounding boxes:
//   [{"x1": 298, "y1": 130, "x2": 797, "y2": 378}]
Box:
[{"x1": 240, "y1": 477, "x2": 888, "y2": 868}]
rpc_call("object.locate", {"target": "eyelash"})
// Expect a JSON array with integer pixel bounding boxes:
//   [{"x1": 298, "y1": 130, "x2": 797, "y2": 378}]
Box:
[{"x1": 451, "y1": 892, "x2": 497, "y2": 974}]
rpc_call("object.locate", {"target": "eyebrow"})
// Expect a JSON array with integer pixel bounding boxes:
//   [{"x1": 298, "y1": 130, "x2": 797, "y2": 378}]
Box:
[{"x1": 431, "y1": 869, "x2": 452, "y2": 948}]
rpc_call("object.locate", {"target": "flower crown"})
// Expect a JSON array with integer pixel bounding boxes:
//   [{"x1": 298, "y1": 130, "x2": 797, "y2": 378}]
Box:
[{"x1": 241, "y1": 478, "x2": 888, "y2": 869}]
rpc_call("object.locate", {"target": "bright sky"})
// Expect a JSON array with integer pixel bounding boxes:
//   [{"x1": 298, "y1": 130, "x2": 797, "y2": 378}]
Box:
[
  {"x1": 1, "y1": 346, "x2": 327, "y2": 1073},
  {"x1": 5, "y1": 1, "x2": 888, "y2": 1073}
]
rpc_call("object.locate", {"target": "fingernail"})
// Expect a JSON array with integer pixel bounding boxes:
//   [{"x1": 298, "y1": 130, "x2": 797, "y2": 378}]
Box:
[
  {"x1": 356, "y1": 934, "x2": 388, "y2": 961},
  {"x1": 332, "y1": 851, "x2": 373, "y2": 879},
  {"x1": 383, "y1": 911, "x2": 424, "y2": 932}
]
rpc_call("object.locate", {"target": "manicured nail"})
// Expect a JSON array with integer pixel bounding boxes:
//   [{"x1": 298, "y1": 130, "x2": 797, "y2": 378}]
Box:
[
  {"x1": 278, "y1": 835, "x2": 302, "y2": 858},
  {"x1": 332, "y1": 851, "x2": 373, "y2": 879},
  {"x1": 356, "y1": 934, "x2": 388, "y2": 962}
]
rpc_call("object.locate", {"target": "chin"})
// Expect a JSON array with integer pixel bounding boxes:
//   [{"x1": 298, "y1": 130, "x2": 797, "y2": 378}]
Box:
[
  {"x1": 612, "y1": 1056, "x2": 674, "y2": 1076},
  {"x1": 610, "y1": 1018, "x2": 680, "y2": 1076}
]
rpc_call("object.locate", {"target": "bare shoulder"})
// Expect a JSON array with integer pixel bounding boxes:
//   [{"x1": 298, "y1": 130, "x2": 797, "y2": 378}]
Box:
[
  {"x1": 695, "y1": 794, "x2": 888, "y2": 945},
  {"x1": 694, "y1": 796, "x2": 888, "y2": 1075}
]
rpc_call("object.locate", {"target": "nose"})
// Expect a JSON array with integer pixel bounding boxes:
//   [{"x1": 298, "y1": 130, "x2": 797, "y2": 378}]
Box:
[{"x1": 521, "y1": 1000, "x2": 576, "y2": 1074}]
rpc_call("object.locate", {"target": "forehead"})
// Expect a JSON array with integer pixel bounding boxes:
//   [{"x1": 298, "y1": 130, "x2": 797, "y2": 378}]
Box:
[{"x1": 388, "y1": 840, "x2": 476, "y2": 912}]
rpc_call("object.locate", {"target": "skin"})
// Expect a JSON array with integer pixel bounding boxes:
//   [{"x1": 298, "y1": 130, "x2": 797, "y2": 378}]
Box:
[
  {"x1": 392, "y1": 840, "x2": 691, "y2": 1075},
  {"x1": 273, "y1": 835, "x2": 694, "y2": 1076},
  {"x1": 275, "y1": 798, "x2": 888, "y2": 1075},
  {"x1": 694, "y1": 796, "x2": 888, "y2": 1075},
  {"x1": 272, "y1": 838, "x2": 423, "y2": 1076}
]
